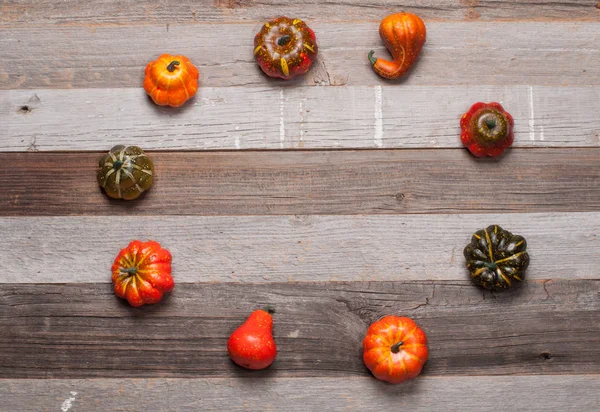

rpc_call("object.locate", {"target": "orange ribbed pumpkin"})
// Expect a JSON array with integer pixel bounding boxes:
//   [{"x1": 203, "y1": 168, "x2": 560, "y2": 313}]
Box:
[
  {"x1": 368, "y1": 12, "x2": 426, "y2": 79},
  {"x1": 111, "y1": 240, "x2": 174, "y2": 307},
  {"x1": 363, "y1": 316, "x2": 429, "y2": 384},
  {"x1": 143, "y1": 54, "x2": 199, "y2": 107}
]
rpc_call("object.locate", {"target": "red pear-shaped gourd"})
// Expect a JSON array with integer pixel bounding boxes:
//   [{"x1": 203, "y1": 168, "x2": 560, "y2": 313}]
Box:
[{"x1": 227, "y1": 308, "x2": 277, "y2": 370}]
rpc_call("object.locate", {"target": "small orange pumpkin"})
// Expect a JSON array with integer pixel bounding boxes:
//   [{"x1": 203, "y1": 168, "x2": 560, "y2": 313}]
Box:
[
  {"x1": 143, "y1": 54, "x2": 199, "y2": 107},
  {"x1": 112, "y1": 240, "x2": 174, "y2": 307},
  {"x1": 368, "y1": 12, "x2": 426, "y2": 79},
  {"x1": 363, "y1": 316, "x2": 428, "y2": 384}
]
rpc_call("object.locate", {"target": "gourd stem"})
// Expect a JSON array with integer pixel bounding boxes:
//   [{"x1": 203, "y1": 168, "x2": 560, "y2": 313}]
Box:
[
  {"x1": 167, "y1": 61, "x2": 180, "y2": 72},
  {"x1": 264, "y1": 305, "x2": 276, "y2": 314},
  {"x1": 390, "y1": 341, "x2": 404, "y2": 353},
  {"x1": 484, "y1": 118, "x2": 497, "y2": 129},
  {"x1": 120, "y1": 267, "x2": 137, "y2": 275},
  {"x1": 277, "y1": 35, "x2": 291, "y2": 46},
  {"x1": 368, "y1": 50, "x2": 377, "y2": 65},
  {"x1": 112, "y1": 160, "x2": 123, "y2": 170}
]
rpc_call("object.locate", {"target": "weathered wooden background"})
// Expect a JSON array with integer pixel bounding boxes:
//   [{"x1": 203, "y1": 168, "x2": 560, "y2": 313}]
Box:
[{"x1": 1, "y1": 1, "x2": 599, "y2": 411}]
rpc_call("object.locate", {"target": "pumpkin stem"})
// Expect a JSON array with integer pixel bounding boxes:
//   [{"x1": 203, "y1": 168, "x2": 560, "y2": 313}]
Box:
[
  {"x1": 391, "y1": 341, "x2": 404, "y2": 353},
  {"x1": 120, "y1": 267, "x2": 137, "y2": 276},
  {"x1": 167, "y1": 61, "x2": 180, "y2": 72},
  {"x1": 263, "y1": 305, "x2": 275, "y2": 314},
  {"x1": 277, "y1": 35, "x2": 291, "y2": 46},
  {"x1": 112, "y1": 160, "x2": 124, "y2": 170},
  {"x1": 484, "y1": 118, "x2": 497, "y2": 130},
  {"x1": 368, "y1": 50, "x2": 377, "y2": 65}
]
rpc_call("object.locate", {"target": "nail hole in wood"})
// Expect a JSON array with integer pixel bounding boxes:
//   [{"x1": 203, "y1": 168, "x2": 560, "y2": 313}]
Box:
[
  {"x1": 540, "y1": 352, "x2": 552, "y2": 360},
  {"x1": 18, "y1": 105, "x2": 31, "y2": 114}
]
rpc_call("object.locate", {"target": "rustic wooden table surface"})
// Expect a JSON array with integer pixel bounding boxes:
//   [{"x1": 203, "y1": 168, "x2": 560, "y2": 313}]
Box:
[{"x1": 1, "y1": 1, "x2": 600, "y2": 411}]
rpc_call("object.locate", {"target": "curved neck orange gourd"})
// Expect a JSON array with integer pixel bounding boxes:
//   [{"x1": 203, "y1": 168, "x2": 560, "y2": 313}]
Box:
[{"x1": 368, "y1": 12, "x2": 426, "y2": 80}]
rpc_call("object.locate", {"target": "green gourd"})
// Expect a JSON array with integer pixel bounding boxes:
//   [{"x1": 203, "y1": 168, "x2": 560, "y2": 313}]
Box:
[
  {"x1": 464, "y1": 225, "x2": 529, "y2": 290},
  {"x1": 97, "y1": 145, "x2": 154, "y2": 200}
]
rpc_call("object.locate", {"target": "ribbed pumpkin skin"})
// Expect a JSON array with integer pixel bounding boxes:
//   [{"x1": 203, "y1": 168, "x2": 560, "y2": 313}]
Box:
[
  {"x1": 143, "y1": 54, "x2": 199, "y2": 107},
  {"x1": 363, "y1": 316, "x2": 428, "y2": 384},
  {"x1": 369, "y1": 12, "x2": 426, "y2": 79},
  {"x1": 97, "y1": 145, "x2": 154, "y2": 200},
  {"x1": 464, "y1": 225, "x2": 530, "y2": 290},
  {"x1": 254, "y1": 16, "x2": 318, "y2": 80},
  {"x1": 111, "y1": 240, "x2": 174, "y2": 307}
]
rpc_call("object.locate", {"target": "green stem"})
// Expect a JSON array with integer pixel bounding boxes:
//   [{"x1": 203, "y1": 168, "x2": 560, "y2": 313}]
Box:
[
  {"x1": 120, "y1": 267, "x2": 137, "y2": 275},
  {"x1": 167, "y1": 61, "x2": 180, "y2": 72},
  {"x1": 391, "y1": 341, "x2": 404, "y2": 353},
  {"x1": 368, "y1": 50, "x2": 377, "y2": 65},
  {"x1": 112, "y1": 160, "x2": 123, "y2": 170},
  {"x1": 277, "y1": 35, "x2": 291, "y2": 46},
  {"x1": 484, "y1": 118, "x2": 497, "y2": 129}
]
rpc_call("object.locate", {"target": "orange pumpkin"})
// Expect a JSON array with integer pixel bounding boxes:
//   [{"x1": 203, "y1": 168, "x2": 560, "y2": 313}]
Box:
[
  {"x1": 143, "y1": 54, "x2": 199, "y2": 107},
  {"x1": 363, "y1": 316, "x2": 428, "y2": 384},
  {"x1": 111, "y1": 240, "x2": 174, "y2": 307},
  {"x1": 368, "y1": 12, "x2": 426, "y2": 79}
]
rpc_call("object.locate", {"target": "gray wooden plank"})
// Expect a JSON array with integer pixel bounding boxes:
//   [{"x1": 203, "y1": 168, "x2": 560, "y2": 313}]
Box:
[
  {"x1": 2, "y1": 376, "x2": 600, "y2": 412},
  {"x1": 1, "y1": 280, "x2": 599, "y2": 378},
  {"x1": 1, "y1": 22, "x2": 598, "y2": 89},
  {"x1": 1, "y1": 213, "x2": 598, "y2": 283},
  {"x1": 3, "y1": 85, "x2": 599, "y2": 151},
  {"x1": 2, "y1": 149, "x2": 600, "y2": 216},
  {"x1": 2, "y1": 0, "x2": 599, "y2": 25}
]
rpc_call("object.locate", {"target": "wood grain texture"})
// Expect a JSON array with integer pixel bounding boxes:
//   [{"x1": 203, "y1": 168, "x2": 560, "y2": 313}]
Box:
[
  {"x1": 2, "y1": 149, "x2": 600, "y2": 216},
  {"x1": 2, "y1": 280, "x2": 599, "y2": 378},
  {"x1": 2, "y1": 376, "x2": 600, "y2": 412},
  {"x1": 2, "y1": 0, "x2": 599, "y2": 25},
  {"x1": 3, "y1": 86, "x2": 599, "y2": 151},
  {"x1": 1, "y1": 22, "x2": 598, "y2": 89},
  {"x1": 1, "y1": 213, "x2": 599, "y2": 283}
]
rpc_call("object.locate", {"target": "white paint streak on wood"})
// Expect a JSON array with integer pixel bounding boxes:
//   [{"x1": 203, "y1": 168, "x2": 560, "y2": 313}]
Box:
[
  {"x1": 529, "y1": 86, "x2": 536, "y2": 141},
  {"x1": 3, "y1": 86, "x2": 599, "y2": 151},
  {"x1": 279, "y1": 88, "x2": 285, "y2": 149},
  {"x1": 60, "y1": 391, "x2": 77, "y2": 412},
  {"x1": 1, "y1": 213, "x2": 598, "y2": 283},
  {"x1": 373, "y1": 85, "x2": 383, "y2": 148},
  {"x1": 233, "y1": 125, "x2": 240, "y2": 149},
  {"x1": 299, "y1": 99, "x2": 305, "y2": 147},
  {"x1": 3, "y1": 376, "x2": 600, "y2": 411}
]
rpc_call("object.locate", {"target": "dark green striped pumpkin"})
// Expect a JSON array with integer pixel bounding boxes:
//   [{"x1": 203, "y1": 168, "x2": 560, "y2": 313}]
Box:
[
  {"x1": 97, "y1": 145, "x2": 154, "y2": 200},
  {"x1": 464, "y1": 225, "x2": 529, "y2": 290}
]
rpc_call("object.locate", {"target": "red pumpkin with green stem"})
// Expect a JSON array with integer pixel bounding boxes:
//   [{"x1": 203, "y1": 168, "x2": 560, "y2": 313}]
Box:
[
  {"x1": 363, "y1": 316, "x2": 428, "y2": 384},
  {"x1": 111, "y1": 240, "x2": 174, "y2": 307},
  {"x1": 228, "y1": 307, "x2": 277, "y2": 370},
  {"x1": 254, "y1": 16, "x2": 318, "y2": 80},
  {"x1": 460, "y1": 102, "x2": 515, "y2": 157}
]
